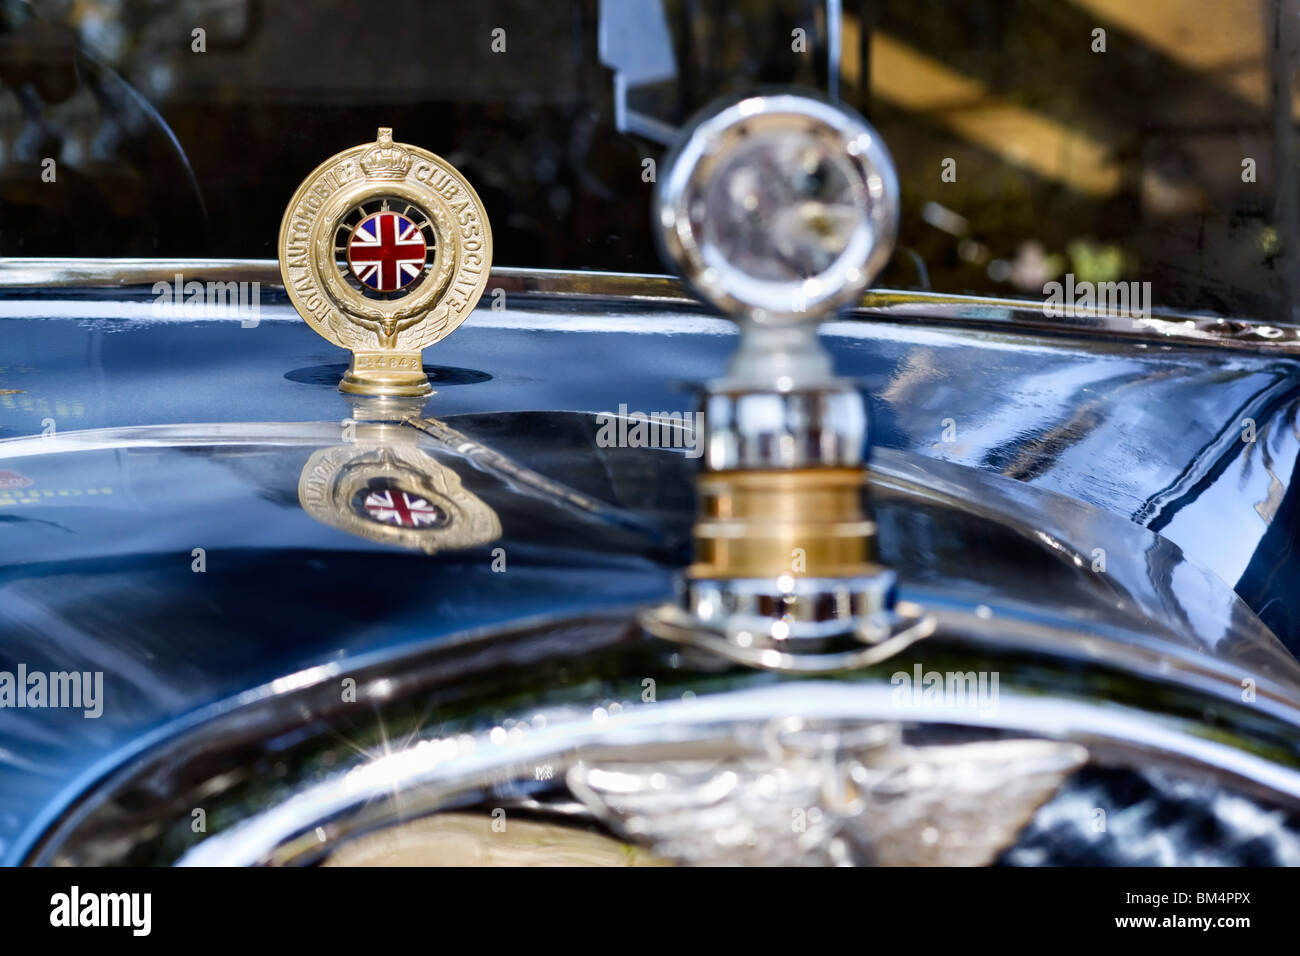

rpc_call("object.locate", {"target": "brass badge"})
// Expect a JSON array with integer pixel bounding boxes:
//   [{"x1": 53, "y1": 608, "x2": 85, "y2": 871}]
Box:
[{"x1": 278, "y1": 128, "x2": 492, "y2": 396}]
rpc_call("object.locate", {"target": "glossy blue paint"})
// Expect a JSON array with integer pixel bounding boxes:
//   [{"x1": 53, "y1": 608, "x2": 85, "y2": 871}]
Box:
[{"x1": 3, "y1": 294, "x2": 1300, "y2": 862}]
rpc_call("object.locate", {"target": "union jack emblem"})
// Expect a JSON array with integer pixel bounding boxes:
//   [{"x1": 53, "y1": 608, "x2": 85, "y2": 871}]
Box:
[
  {"x1": 361, "y1": 488, "x2": 443, "y2": 527},
  {"x1": 347, "y1": 212, "x2": 427, "y2": 292}
]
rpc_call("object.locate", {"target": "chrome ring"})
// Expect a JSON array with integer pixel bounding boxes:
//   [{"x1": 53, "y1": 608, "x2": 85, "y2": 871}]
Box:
[
  {"x1": 702, "y1": 385, "x2": 868, "y2": 470},
  {"x1": 656, "y1": 92, "x2": 900, "y2": 324}
]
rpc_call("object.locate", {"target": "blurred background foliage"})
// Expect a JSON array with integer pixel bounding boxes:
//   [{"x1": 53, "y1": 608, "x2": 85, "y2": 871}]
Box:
[{"x1": 0, "y1": 0, "x2": 1296, "y2": 320}]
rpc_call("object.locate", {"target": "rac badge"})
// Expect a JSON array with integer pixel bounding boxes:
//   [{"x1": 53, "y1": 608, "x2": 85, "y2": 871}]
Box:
[{"x1": 278, "y1": 127, "x2": 492, "y2": 396}]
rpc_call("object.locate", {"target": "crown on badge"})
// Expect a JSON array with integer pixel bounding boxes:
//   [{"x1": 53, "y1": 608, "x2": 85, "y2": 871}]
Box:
[{"x1": 359, "y1": 128, "x2": 413, "y2": 181}]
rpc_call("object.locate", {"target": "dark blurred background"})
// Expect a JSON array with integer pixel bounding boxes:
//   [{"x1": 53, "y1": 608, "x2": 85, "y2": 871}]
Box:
[{"x1": 1, "y1": 0, "x2": 1297, "y2": 320}]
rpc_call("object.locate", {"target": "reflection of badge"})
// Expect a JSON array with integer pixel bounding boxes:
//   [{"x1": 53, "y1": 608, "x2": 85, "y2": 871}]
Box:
[
  {"x1": 0, "y1": 470, "x2": 33, "y2": 489},
  {"x1": 278, "y1": 127, "x2": 493, "y2": 396},
  {"x1": 298, "y1": 442, "x2": 501, "y2": 554}
]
